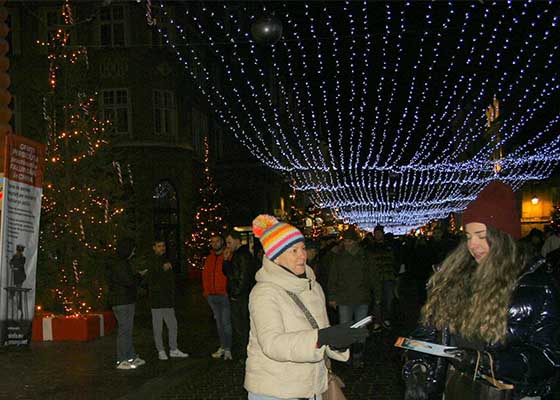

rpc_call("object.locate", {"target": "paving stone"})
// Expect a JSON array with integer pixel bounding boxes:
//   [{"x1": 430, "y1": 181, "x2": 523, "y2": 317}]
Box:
[{"x1": 0, "y1": 278, "x2": 558, "y2": 399}]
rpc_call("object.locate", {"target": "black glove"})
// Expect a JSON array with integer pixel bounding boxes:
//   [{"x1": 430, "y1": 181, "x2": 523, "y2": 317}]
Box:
[
  {"x1": 404, "y1": 364, "x2": 429, "y2": 400},
  {"x1": 444, "y1": 348, "x2": 490, "y2": 375},
  {"x1": 317, "y1": 322, "x2": 369, "y2": 349}
]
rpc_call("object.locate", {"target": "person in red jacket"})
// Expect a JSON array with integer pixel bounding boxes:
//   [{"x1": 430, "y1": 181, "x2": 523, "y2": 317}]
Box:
[{"x1": 202, "y1": 235, "x2": 233, "y2": 360}]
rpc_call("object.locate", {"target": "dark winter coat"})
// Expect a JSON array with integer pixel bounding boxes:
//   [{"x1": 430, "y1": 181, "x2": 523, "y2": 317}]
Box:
[
  {"x1": 327, "y1": 247, "x2": 378, "y2": 305},
  {"x1": 106, "y1": 240, "x2": 138, "y2": 307},
  {"x1": 146, "y1": 254, "x2": 176, "y2": 308},
  {"x1": 368, "y1": 240, "x2": 397, "y2": 282},
  {"x1": 222, "y1": 244, "x2": 257, "y2": 299},
  {"x1": 403, "y1": 257, "x2": 560, "y2": 399}
]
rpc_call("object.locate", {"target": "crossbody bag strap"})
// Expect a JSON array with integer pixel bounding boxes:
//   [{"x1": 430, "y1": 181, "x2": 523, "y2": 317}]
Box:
[{"x1": 285, "y1": 290, "x2": 320, "y2": 329}]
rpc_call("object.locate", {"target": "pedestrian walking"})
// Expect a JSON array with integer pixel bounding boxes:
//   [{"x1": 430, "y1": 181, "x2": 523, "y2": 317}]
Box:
[
  {"x1": 328, "y1": 228, "x2": 376, "y2": 367},
  {"x1": 245, "y1": 215, "x2": 368, "y2": 400},
  {"x1": 403, "y1": 180, "x2": 560, "y2": 400},
  {"x1": 368, "y1": 224, "x2": 398, "y2": 330},
  {"x1": 202, "y1": 234, "x2": 233, "y2": 360},
  {"x1": 106, "y1": 237, "x2": 146, "y2": 370},
  {"x1": 146, "y1": 239, "x2": 189, "y2": 361},
  {"x1": 223, "y1": 230, "x2": 257, "y2": 362}
]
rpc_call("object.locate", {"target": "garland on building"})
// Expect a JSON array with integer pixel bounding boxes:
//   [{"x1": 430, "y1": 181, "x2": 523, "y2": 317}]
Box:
[
  {"x1": 185, "y1": 136, "x2": 228, "y2": 271},
  {"x1": 37, "y1": 1, "x2": 128, "y2": 315}
]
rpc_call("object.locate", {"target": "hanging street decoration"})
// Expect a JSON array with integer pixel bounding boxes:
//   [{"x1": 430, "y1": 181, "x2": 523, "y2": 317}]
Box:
[
  {"x1": 150, "y1": 1, "x2": 560, "y2": 232},
  {"x1": 251, "y1": 15, "x2": 283, "y2": 46}
]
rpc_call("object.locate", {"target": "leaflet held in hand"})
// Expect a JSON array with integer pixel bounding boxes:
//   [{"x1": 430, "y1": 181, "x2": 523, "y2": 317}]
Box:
[{"x1": 394, "y1": 337, "x2": 457, "y2": 358}]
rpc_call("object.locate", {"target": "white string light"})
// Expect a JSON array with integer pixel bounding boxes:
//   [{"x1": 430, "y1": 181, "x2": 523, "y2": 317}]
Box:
[{"x1": 151, "y1": 1, "x2": 560, "y2": 231}]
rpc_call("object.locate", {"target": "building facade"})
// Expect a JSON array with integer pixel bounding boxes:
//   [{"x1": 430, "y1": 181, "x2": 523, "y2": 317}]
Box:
[{"x1": 6, "y1": 1, "x2": 291, "y2": 272}]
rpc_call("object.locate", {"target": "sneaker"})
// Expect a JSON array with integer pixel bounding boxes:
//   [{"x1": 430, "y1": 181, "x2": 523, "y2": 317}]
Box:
[
  {"x1": 158, "y1": 350, "x2": 168, "y2": 360},
  {"x1": 223, "y1": 350, "x2": 233, "y2": 360},
  {"x1": 116, "y1": 361, "x2": 137, "y2": 370},
  {"x1": 372, "y1": 323, "x2": 382, "y2": 333},
  {"x1": 211, "y1": 347, "x2": 225, "y2": 358},
  {"x1": 131, "y1": 357, "x2": 146, "y2": 367},
  {"x1": 382, "y1": 320, "x2": 392, "y2": 329},
  {"x1": 169, "y1": 349, "x2": 189, "y2": 358}
]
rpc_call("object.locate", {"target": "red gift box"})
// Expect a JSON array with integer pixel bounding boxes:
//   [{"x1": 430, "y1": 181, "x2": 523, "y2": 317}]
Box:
[
  {"x1": 52, "y1": 315, "x2": 100, "y2": 341},
  {"x1": 32, "y1": 312, "x2": 115, "y2": 342},
  {"x1": 91, "y1": 311, "x2": 117, "y2": 336}
]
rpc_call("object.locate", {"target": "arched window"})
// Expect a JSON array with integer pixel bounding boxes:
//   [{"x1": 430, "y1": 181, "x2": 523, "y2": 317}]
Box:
[{"x1": 153, "y1": 180, "x2": 180, "y2": 268}]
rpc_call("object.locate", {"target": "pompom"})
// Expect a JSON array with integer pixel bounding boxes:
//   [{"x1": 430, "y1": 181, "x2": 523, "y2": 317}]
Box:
[{"x1": 252, "y1": 214, "x2": 278, "y2": 238}]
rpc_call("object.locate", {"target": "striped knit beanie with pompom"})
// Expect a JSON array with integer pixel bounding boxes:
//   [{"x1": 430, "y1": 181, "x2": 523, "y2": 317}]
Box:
[{"x1": 252, "y1": 214, "x2": 305, "y2": 261}]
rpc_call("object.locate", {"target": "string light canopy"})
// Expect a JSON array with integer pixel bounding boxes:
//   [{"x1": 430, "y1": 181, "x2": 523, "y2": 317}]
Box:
[{"x1": 150, "y1": 1, "x2": 560, "y2": 232}]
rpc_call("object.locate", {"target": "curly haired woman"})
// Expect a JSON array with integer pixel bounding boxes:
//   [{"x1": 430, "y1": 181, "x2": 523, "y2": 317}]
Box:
[{"x1": 403, "y1": 180, "x2": 560, "y2": 400}]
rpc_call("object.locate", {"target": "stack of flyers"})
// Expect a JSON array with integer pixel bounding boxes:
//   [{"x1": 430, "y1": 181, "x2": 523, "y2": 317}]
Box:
[{"x1": 394, "y1": 337, "x2": 457, "y2": 358}]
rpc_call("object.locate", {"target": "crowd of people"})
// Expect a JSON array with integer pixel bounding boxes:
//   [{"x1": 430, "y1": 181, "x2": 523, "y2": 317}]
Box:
[{"x1": 105, "y1": 179, "x2": 560, "y2": 400}]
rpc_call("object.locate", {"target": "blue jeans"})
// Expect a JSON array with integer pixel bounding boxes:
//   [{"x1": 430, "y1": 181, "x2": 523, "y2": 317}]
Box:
[
  {"x1": 338, "y1": 304, "x2": 369, "y2": 331},
  {"x1": 112, "y1": 303, "x2": 136, "y2": 362},
  {"x1": 248, "y1": 393, "x2": 322, "y2": 400},
  {"x1": 207, "y1": 294, "x2": 232, "y2": 351},
  {"x1": 338, "y1": 304, "x2": 368, "y2": 361}
]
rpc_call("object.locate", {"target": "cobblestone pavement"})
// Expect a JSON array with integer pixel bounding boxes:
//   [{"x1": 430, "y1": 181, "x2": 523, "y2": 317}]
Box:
[
  {"x1": 2, "y1": 278, "x2": 557, "y2": 400},
  {"x1": 146, "y1": 330, "x2": 409, "y2": 400},
  {"x1": 0, "y1": 278, "x2": 418, "y2": 400}
]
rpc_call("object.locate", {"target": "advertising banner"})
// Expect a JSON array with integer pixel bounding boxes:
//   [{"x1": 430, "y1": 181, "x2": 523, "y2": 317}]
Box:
[{"x1": 0, "y1": 135, "x2": 45, "y2": 345}]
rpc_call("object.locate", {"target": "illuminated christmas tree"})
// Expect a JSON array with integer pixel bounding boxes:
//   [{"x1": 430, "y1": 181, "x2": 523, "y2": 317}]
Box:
[
  {"x1": 37, "y1": 1, "x2": 128, "y2": 315},
  {"x1": 185, "y1": 136, "x2": 228, "y2": 271},
  {"x1": 448, "y1": 212, "x2": 458, "y2": 234}
]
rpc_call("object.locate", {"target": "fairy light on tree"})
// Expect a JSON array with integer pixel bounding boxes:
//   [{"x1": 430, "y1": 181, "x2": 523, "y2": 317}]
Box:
[
  {"x1": 37, "y1": 0, "x2": 128, "y2": 315},
  {"x1": 185, "y1": 136, "x2": 228, "y2": 270},
  {"x1": 448, "y1": 212, "x2": 458, "y2": 235}
]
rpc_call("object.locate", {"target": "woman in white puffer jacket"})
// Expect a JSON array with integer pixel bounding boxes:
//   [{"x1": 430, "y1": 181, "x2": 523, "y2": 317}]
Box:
[{"x1": 244, "y1": 215, "x2": 369, "y2": 400}]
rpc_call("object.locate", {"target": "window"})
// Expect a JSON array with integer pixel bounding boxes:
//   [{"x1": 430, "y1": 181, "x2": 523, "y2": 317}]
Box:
[
  {"x1": 190, "y1": 62, "x2": 207, "y2": 91},
  {"x1": 150, "y1": 6, "x2": 174, "y2": 47},
  {"x1": 153, "y1": 180, "x2": 180, "y2": 268},
  {"x1": 46, "y1": 10, "x2": 63, "y2": 42},
  {"x1": 6, "y1": 10, "x2": 20, "y2": 56},
  {"x1": 100, "y1": 5, "x2": 125, "y2": 47},
  {"x1": 191, "y1": 108, "x2": 207, "y2": 158},
  {"x1": 152, "y1": 25, "x2": 169, "y2": 47},
  {"x1": 101, "y1": 89, "x2": 130, "y2": 135},
  {"x1": 211, "y1": 124, "x2": 224, "y2": 160},
  {"x1": 153, "y1": 90, "x2": 176, "y2": 136}
]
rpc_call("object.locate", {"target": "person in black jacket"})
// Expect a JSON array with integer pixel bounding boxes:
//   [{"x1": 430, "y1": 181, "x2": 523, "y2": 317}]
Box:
[
  {"x1": 403, "y1": 181, "x2": 560, "y2": 400},
  {"x1": 107, "y1": 237, "x2": 146, "y2": 370},
  {"x1": 146, "y1": 240, "x2": 189, "y2": 361},
  {"x1": 223, "y1": 230, "x2": 257, "y2": 361}
]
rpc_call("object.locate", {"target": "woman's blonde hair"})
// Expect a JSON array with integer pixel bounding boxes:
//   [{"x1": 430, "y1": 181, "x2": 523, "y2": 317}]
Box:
[{"x1": 421, "y1": 227, "x2": 526, "y2": 344}]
